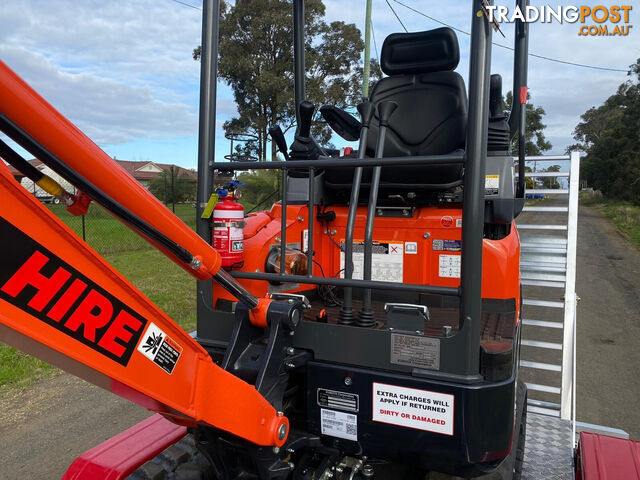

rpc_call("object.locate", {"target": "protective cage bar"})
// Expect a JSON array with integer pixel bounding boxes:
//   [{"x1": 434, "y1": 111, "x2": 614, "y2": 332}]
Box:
[{"x1": 518, "y1": 152, "x2": 580, "y2": 435}]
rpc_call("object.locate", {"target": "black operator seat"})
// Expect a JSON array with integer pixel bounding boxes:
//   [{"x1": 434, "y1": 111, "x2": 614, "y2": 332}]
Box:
[{"x1": 324, "y1": 27, "x2": 467, "y2": 190}]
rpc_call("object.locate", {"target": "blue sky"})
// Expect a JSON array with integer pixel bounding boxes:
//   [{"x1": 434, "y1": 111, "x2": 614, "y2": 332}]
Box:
[{"x1": 1, "y1": 0, "x2": 638, "y2": 169}]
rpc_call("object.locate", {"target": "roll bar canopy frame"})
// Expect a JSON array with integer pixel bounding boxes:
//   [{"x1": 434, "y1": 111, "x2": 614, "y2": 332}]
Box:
[{"x1": 195, "y1": 0, "x2": 529, "y2": 378}]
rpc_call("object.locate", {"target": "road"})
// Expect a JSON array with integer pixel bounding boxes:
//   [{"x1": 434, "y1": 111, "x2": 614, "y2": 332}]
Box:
[{"x1": 1, "y1": 202, "x2": 639, "y2": 478}]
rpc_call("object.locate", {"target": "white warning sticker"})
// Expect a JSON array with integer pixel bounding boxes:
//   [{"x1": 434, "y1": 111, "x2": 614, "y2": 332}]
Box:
[
  {"x1": 438, "y1": 254, "x2": 461, "y2": 278},
  {"x1": 321, "y1": 408, "x2": 358, "y2": 441},
  {"x1": 372, "y1": 383, "x2": 454, "y2": 436},
  {"x1": 137, "y1": 322, "x2": 183, "y2": 374},
  {"x1": 340, "y1": 242, "x2": 404, "y2": 283},
  {"x1": 405, "y1": 242, "x2": 418, "y2": 254},
  {"x1": 485, "y1": 174, "x2": 500, "y2": 195}
]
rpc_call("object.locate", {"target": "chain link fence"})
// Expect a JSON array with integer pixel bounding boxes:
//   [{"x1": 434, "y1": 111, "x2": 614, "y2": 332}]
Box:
[{"x1": 47, "y1": 202, "x2": 197, "y2": 256}]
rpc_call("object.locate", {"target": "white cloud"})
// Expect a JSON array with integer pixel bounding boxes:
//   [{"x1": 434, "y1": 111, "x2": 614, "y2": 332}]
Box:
[
  {"x1": 0, "y1": 0, "x2": 637, "y2": 156},
  {"x1": 0, "y1": 0, "x2": 206, "y2": 146},
  {"x1": 1, "y1": 46, "x2": 197, "y2": 145}
]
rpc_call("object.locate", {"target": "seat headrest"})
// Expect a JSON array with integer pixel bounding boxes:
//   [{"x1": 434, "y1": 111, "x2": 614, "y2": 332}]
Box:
[{"x1": 380, "y1": 27, "x2": 460, "y2": 76}]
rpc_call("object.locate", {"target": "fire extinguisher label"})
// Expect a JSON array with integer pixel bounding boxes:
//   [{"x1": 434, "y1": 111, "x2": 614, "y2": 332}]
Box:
[{"x1": 212, "y1": 207, "x2": 244, "y2": 257}]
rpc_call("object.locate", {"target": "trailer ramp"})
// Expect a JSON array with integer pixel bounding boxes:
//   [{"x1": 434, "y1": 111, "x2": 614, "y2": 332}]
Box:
[{"x1": 522, "y1": 414, "x2": 573, "y2": 479}]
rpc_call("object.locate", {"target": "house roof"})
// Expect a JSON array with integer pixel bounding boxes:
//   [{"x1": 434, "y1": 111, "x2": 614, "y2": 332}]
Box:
[
  {"x1": 3, "y1": 158, "x2": 196, "y2": 181},
  {"x1": 115, "y1": 160, "x2": 197, "y2": 181}
]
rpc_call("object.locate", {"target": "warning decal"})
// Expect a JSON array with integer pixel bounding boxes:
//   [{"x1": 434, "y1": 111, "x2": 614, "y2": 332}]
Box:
[
  {"x1": 439, "y1": 254, "x2": 461, "y2": 278},
  {"x1": 372, "y1": 383, "x2": 454, "y2": 436},
  {"x1": 485, "y1": 175, "x2": 500, "y2": 195},
  {"x1": 137, "y1": 322, "x2": 183, "y2": 374},
  {"x1": 340, "y1": 242, "x2": 404, "y2": 283},
  {"x1": 390, "y1": 333, "x2": 440, "y2": 370},
  {"x1": 321, "y1": 408, "x2": 357, "y2": 441}
]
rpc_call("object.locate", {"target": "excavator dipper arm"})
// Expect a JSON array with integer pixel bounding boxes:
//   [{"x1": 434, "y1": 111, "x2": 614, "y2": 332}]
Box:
[{"x1": 0, "y1": 60, "x2": 289, "y2": 447}]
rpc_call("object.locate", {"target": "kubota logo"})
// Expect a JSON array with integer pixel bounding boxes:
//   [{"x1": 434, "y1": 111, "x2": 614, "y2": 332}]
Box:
[{"x1": 0, "y1": 220, "x2": 147, "y2": 366}]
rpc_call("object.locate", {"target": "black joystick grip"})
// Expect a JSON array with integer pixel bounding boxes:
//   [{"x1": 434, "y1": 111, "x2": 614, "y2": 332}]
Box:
[
  {"x1": 268, "y1": 125, "x2": 289, "y2": 160},
  {"x1": 298, "y1": 101, "x2": 315, "y2": 138},
  {"x1": 357, "y1": 101, "x2": 375, "y2": 128},
  {"x1": 377, "y1": 101, "x2": 398, "y2": 127}
]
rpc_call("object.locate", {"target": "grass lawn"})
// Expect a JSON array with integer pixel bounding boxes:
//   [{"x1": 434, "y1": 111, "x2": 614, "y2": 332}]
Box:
[
  {"x1": 0, "y1": 204, "x2": 198, "y2": 390},
  {"x1": 599, "y1": 203, "x2": 640, "y2": 249},
  {"x1": 46, "y1": 202, "x2": 196, "y2": 254},
  {"x1": 581, "y1": 194, "x2": 640, "y2": 250}
]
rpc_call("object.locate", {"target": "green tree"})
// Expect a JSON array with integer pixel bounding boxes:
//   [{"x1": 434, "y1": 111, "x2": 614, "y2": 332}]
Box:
[
  {"x1": 236, "y1": 168, "x2": 282, "y2": 213},
  {"x1": 570, "y1": 59, "x2": 640, "y2": 203},
  {"x1": 149, "y1": 168, "x2": 196, "y2": 203},
  {"x1": 194, "y1": 0, "x2": 381, "y2": 161},
  {"x1": 504, "y1": 91, "x2": 552, "y2": 156},
  {"x1": 543, "y1": 164, "x2": 561, "y2": 189}
]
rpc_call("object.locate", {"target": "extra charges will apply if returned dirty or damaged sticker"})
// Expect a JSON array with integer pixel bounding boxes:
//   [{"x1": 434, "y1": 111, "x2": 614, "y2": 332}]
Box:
[
  {"x1": 321, "y1": 408, "x2": 357, "y2": 441},
  {"x1": 390, "y1": 333, "x2": 440, "y2": 370},
  {"x1": 137, "y1": 322, "x2": 183, "y2": 374},
  {"x1": 372, "y1": 382, "x2": 454, "y2": 436}
]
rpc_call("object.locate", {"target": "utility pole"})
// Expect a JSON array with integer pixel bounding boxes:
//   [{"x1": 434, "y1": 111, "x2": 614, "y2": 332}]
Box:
[{"x1": 362, "y1": 0, "x2": 373, "y2": 99}]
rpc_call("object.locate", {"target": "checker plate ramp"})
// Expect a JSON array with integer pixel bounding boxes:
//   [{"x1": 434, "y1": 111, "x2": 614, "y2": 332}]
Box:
[{"x1": 522, "y1": 413, "x2": 573, "y2": 480}]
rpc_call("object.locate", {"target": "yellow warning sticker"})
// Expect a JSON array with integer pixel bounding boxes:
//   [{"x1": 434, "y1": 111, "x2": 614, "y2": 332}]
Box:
[{"x1": 200, "y1": 193, "x2": 219, "y2": 219}]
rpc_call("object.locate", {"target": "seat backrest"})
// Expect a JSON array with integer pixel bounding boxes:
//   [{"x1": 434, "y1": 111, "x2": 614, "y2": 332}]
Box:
[{"x1": 366, "y1": 28, "x2": 467, "y2": 158}]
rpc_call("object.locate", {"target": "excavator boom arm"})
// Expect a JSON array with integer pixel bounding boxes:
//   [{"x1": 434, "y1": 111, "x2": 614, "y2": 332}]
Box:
[{"x1": 0, "y1": 61, "x2": 286, "y2": 447}]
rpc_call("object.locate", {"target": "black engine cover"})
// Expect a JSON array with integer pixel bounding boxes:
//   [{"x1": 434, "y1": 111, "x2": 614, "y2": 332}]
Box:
[{"x1": 305, "y1": 361, "x2": 517, "y2": 478}]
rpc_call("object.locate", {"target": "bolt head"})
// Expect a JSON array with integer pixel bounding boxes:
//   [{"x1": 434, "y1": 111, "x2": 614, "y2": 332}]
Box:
[
  {"x1": 273, "y1": 446, "x2": 280, "y2": 454},
  {"x1": 286, "y1": 347, "x2": 295, "y2": 355},
  {"x1": 290, "y1": 309, "x2": 301, "y2": 327},
  {"x1": 423, "y1": 232, "x2": 431, "y2": 239},
  {"x1": 344, "y1": 376, "x2": 353, "y2": 386}
]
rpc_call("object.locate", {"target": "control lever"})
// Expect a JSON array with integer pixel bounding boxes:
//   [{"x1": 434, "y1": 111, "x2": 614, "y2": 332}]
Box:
[
  {"x1": 339, "y1": 101, "x2": 375, "y2": 325},
  {"x1": 359, "y1": 101, "x2": 398, "y2": 327},
  {"x1": 289, "y1": 101, "x2": 323, "y2": 160},
  {"x1": 268, "y1": 125, "x2": 290, "y2": 161},
  {"x1": 298, "y1": 100, "x2": 314, "y2": 138}
]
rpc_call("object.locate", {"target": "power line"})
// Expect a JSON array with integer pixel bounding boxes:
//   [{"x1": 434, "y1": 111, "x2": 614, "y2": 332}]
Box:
[
  {"x1": 371, "y1": 19, "x2": 380, "y2": 63},
  {"x1": 385, "y1": 0, "x2": 408, "y2": 33},
  {"x1": 169, "y1": 0, "x2": 201, "y2": 10},
  {"x1": 390, "y1": 0, "x2": 628, "y2": 73}
]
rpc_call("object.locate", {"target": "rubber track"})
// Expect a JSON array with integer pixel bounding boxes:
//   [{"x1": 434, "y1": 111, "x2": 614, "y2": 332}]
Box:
[{"x1": 127, "y1": 434, "x2": 214, "y2": 480}]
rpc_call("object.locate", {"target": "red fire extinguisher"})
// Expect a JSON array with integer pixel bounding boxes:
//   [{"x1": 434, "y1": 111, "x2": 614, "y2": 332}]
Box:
[{"x1": 212, "y1": 182, "x2": 245, "y2": 269}]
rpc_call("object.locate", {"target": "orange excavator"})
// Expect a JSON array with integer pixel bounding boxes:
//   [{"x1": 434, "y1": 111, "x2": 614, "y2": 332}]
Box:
[{"x1": 1, "y1": 1, "x2": 534, "y2": 478}]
